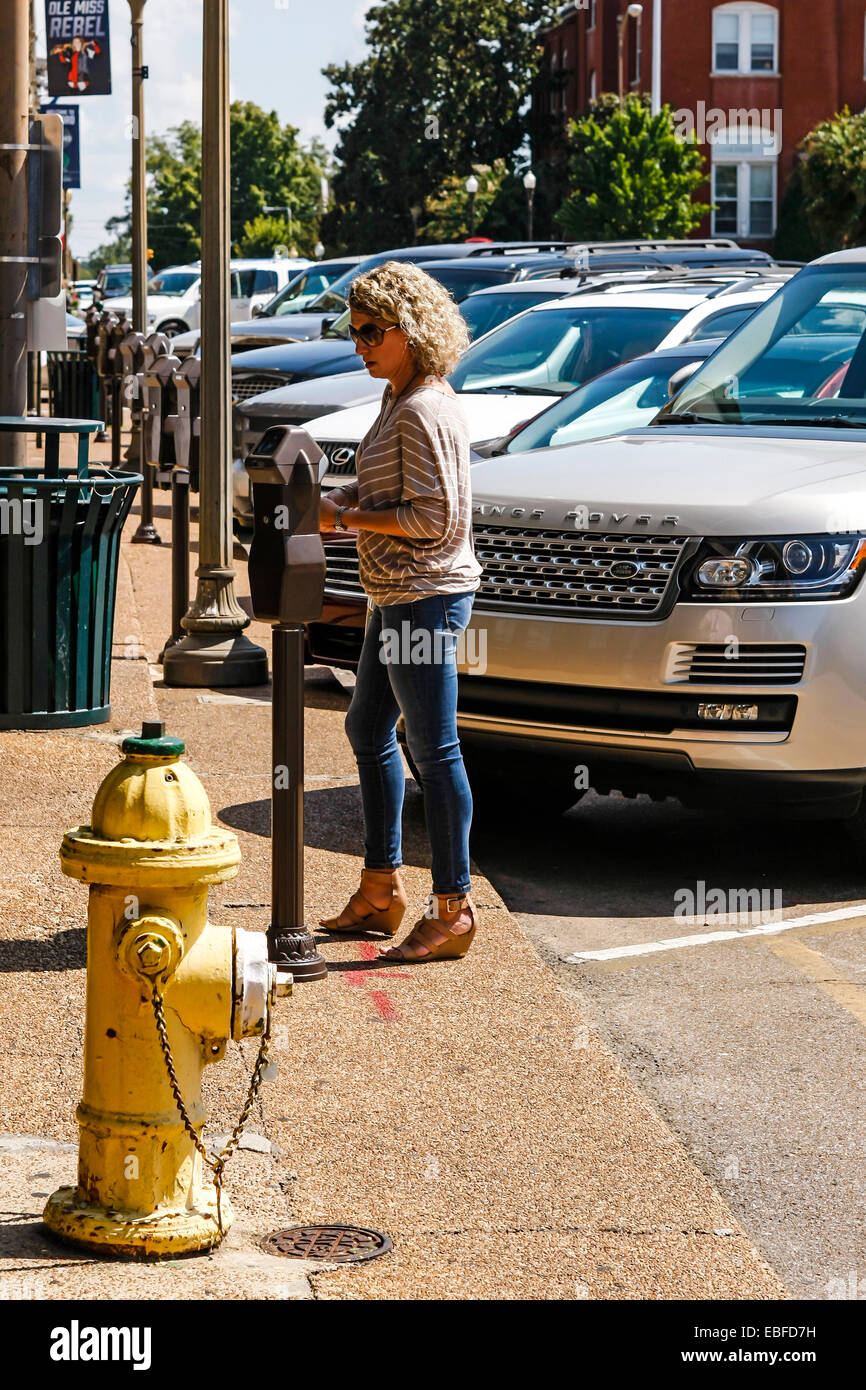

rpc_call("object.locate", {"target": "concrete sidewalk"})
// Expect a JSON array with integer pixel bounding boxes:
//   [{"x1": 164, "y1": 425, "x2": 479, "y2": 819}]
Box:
[{"x1": 0, "y1": 452, "x2": 787, "y2": 1300}]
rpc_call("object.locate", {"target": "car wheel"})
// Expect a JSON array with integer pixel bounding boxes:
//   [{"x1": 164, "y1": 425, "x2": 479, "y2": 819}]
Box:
[{"x1": 156, "y1": 319, "x2": 189, "y2": 338}]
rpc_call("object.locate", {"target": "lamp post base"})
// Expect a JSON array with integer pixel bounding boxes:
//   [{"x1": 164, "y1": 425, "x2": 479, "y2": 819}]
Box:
[
  {"x1": 267, "y1": 925, "x2": 328, "y2": 982},
  {"x1": 162, "y1": 631, "x2": 268, "y2": 688}
]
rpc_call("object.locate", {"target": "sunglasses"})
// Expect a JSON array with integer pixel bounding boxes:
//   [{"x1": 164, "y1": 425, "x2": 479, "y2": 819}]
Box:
[{"x1": 348, "y1": 322, "x2": 398, "y2": 348}]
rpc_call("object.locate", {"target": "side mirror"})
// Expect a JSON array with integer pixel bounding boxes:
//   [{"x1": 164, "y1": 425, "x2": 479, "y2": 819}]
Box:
[
  {"x1": 319, "y1": 315, "x2": 337, "y2": 333},
  {"x1": 667, "y1": 361, "x2": 704, "y2": 398},
  {"x1": 252, "y1": 304, "x2": 264, "y2": 318}
]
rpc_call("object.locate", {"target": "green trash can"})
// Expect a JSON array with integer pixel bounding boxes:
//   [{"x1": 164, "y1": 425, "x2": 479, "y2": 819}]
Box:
[
  {"x1": 0, "y1": 417, "x2": 141, "y2": 729},
  {"x1": 46, "y1": 349, "x2": 99, "y2": 420}
]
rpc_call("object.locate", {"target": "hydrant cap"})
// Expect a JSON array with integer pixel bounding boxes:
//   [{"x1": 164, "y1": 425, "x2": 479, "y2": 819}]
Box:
[{"x1": 121, "y1": 732, "x2": 185, "y2": 759}]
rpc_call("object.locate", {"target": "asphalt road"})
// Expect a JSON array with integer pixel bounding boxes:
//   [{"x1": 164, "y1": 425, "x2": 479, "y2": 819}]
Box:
[{"x1": 469, "y1": 788, "x2": 866, "y2": 1302}]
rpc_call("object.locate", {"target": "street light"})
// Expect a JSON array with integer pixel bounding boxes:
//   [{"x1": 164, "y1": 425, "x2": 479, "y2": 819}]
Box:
[
  {"x1": 314, "y1": 240, "x2": 324, "y2": 259},
  {"x1": 128, "y1": 0, "x2": 160, "y2": 544},
  {"x1": 523, "y1": 169, "x2": 537, "y2": 241},
  {"x1": 617, "y1": 3, "x2": 643, "y2": 107},
  {"x1": 163, "y1": 0, "x2": 266, "y2": 688},
  {"x1": 465, "y1": 174, "x2": 479, "y2": 237}
]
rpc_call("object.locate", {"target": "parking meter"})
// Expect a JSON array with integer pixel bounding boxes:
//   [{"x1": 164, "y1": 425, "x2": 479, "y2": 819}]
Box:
[
  {"x1": 244, "y1": 424, "x2": 329, "y2": 982},
  {"x1": 169, "y1": 356, "x2": 201, "y2": 490},
  {"x1": 244, "y1": 424, "x2": 328, "y2": 625},
  {"x1": 142, "y1": 352, "x2": 180, "y2": 475}
]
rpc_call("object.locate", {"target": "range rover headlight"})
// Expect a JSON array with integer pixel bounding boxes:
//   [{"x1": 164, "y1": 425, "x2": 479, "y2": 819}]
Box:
[{"x1": 685, "y1": 534, "x2": 866, "y2": 602}]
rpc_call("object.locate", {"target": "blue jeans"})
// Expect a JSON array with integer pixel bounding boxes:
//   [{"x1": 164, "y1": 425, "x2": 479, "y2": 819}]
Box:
[{"x1": 344, "y1": 591, "x2": 476, "y2": 894}]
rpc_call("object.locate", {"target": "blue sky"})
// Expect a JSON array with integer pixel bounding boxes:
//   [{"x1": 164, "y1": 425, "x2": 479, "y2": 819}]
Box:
[{"x1": 34, "y1": 0, "x2": 383, "y2": 260}]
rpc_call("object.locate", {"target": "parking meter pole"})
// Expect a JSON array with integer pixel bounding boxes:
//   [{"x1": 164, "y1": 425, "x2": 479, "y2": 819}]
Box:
[
  {"x1": 271, "y1": 624, "x2": 327, "y2": 981},
  {"x1": 162, "y1": 0, "x2": 267, "y2": 689},
  {"x1": 161, "y1": 467, "x2": 190, "y2": 654},
  {"x1": 244, "y1": 424, "x2": 329, "y2": 982}
]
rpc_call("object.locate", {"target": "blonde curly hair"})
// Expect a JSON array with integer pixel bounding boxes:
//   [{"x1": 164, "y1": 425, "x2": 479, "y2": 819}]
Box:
[{"x1": 347, "y1": 260, "x2": 470, "y2": 377}]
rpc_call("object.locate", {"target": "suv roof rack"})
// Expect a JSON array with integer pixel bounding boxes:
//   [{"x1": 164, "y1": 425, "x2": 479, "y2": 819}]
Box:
[
  {"x1": 465, "y1": 241, "x2": 573, "y2": 257},
  {"x1": 564, "y1": 238, "x2": 742, "y2": 255},
  {"x1": 555, "y1": 263, "x2": 794, "y2": 298}
]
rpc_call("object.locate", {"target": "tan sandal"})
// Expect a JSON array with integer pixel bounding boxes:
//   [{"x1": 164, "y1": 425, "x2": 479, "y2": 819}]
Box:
[
  {"x1": 319, "y1": 867, "x2": 408, "y2": 937},
  {"x1": 378, "y1": 892, "x2": 477, "y2": 963}
]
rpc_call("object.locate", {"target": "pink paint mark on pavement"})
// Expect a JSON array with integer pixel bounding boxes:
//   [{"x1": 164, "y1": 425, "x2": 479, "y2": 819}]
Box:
[{"x1": 343, "y1": 941, "x2": 408, "y2": 1020}]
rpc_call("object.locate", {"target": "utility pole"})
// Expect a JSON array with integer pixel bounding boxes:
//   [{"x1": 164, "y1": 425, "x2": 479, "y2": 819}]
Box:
[
  {"x1": 0, "y1": 0, "x2": 30, "y2": 468},
  {"x1": 163, "y1": 0, "x2": 267, "y2": 687},
  {"x1": 128, "y1": 0, "x2": 160, "y2": 542},
  {"x1": 651, "y1": 0, "x2": 662, "y2": 114}
]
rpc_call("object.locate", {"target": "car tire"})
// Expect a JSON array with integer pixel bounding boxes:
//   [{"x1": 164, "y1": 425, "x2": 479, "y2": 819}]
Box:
[{"x1": 156, "y1": 319, "x2": 189, "y2": 338}]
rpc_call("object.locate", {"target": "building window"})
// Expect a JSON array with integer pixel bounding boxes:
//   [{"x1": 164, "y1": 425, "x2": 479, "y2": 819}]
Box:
[
  {"x1": 711, "y1": 127, "x2": 777, "y2": 237},
  {"x1": 589, "y1": 68, "x2": 597, "y2": 101},
  {"x1": 712, "y1": 4, "x2": 778, "y2": 74}
]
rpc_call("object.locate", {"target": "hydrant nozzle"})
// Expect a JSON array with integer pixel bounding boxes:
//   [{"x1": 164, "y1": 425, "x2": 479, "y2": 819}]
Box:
[{"x1": 44, "y1": 723, "x2": 278, "y2": 1259}]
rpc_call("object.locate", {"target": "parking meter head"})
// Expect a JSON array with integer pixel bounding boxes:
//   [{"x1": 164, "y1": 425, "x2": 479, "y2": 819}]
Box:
[{"x1": 245, "y1": 425, "x2": 327, "y2": 625}]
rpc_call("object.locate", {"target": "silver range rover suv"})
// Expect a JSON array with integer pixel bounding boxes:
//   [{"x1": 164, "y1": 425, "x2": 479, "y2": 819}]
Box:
[{"x1": 458, "y1": 249, "x2": 866, "y2": 842}]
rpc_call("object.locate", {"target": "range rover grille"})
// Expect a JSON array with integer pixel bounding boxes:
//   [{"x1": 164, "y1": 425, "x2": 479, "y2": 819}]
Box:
[
  {"x1": 473, "y1": 525, "x2": 691, "y2": 617},
  {"x1": 668, "y1": 642, "x2": 807, "y2": 685},
  {"x1": 231, "y1": 372, "x2": 293, "y2": 402},
  {"x1": 323, "y1": 525, "x2": 692, "y2": 618}
]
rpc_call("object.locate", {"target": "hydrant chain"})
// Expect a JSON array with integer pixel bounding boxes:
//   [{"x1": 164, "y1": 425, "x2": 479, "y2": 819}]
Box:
[{"x1": 150, "y1": 979, "x2": 272, "y2": 1235}]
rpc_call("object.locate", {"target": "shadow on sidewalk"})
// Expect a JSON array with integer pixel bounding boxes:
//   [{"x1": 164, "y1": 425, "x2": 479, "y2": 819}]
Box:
[
  {"x1": 0, "y1": 929, "x2": 85, "y2": 974},
  {"x1": 217, "y1": 781, "x2": 427, "y2": 856}
]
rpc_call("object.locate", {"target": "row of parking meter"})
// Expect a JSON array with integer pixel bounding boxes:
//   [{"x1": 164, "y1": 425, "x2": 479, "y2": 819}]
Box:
[{"x1": 245, "y1": 424, "x2": 329, "y2": 981}]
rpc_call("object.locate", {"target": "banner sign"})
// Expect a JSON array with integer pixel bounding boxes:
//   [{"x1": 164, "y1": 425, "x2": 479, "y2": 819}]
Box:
[
  {"x1": 44, "y1": 104, "x2": 81, "y2": 188},
  {"x1": 45, "y1": 1, "x2": 112, "y2": 96}
]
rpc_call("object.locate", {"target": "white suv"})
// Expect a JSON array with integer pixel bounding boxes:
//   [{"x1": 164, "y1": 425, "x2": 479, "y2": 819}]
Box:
[
  {"x1": 451, "y1": 250, "x2": 866, "y2": 843},
  {"x1": 107, "y1": 257, "x2": 310, "y2": 337}
]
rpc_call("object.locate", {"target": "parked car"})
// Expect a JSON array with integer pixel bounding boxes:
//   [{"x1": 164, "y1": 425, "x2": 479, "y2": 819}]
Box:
[
  {"x1": 169, "y1": 256, "x2": 366, "y2": 357},
  {"x1": 106, "y1": 257, "x2": 310, "y2": 337},
  {"x1": 94, "y1": 262, "x2": 132, "y2": 299},
  {"x1": 69, "y1": 279, "x2": 96, "y2": 311},
  {"x1": 460, "y1": 278, "x2": 594, "y2": 341},
  {"x1": 424, "y1": 251, "x2": 866, "y2": 834}
]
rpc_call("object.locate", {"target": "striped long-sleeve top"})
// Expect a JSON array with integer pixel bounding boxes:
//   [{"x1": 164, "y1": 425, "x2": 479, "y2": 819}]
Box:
[{"x1": 338, "y1": 380, "x2": 482, "y2": 606}]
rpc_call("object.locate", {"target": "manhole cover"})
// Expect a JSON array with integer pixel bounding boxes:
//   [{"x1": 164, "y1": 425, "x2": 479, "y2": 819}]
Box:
[{"x1": 263, "y1": 1224, "x2": 392, "y2": 1263}]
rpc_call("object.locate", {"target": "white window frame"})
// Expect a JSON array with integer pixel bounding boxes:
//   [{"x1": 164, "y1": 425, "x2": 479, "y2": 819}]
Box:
[
  {"x1": 588, "y1": 0, "x2": 597, "y2": 31},
  {"x1": 589, "y1": 68, "x2": 597, "y2": 101},
  {"x1": 710, "y1": 129, "x2": 777, "y2": 238},
  {"x1": 712, "y1": 3, "x2": 779, "y2": 76}
]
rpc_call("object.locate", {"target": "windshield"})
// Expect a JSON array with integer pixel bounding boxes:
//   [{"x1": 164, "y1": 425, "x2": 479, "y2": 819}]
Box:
[
  {"x1": 460, "y1": 290, "x2": 562, "y2": 341},
  {"x1": 504, "y1": 352, "x2": 706, "y2": 453},
  {"x1": 261, "y1": 266, "x2": 348, "y2": 317},
  {"x1": 449, "y1": 305, "x2": 687, "y2": 394},
  {"x1": 424, "y1": 265, "x2": 516, "y2": 301},
  {"x1": 100, "y1": 271, "x2": 130, "y2": 295},
  {"x1": 147, "y1": 270, "x2": 199, "y2": 297},
  {"x1": 658, "y1": 266, "x2": 866, "y2": 426}
]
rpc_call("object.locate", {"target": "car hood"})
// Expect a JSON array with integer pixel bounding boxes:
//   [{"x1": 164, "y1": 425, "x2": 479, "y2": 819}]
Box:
[
  {"x1": 469, "y1": 426, "x2": 866, "y2": 535},
  {"x1": 306, "y1": 391, "x2": 552, "y2": 444},
  {"x1": 240, "y1": 312, "x2": 331, "y2": 340},
  {"x1": 238, "y1": 375, "x2": 386, "y2": 421},
  {"x1": 231, "y1": 339, "x2": 358, "y2": 374}
]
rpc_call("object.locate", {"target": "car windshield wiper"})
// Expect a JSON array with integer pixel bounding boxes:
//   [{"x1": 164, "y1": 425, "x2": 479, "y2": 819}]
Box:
[
  {"x1": 652, "y1": 411, "x2": 718, "y2": 425},
  {"x1": 464, "y1": 383, "x2": 564, "y2": 396},
  {"x1": 740, "y1": 414, "x2": 866, "y2": 429}
]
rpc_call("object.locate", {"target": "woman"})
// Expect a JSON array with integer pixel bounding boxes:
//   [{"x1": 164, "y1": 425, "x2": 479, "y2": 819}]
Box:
[{"x1": 318, "y1": 260, "x2": 482, "y2": 963}]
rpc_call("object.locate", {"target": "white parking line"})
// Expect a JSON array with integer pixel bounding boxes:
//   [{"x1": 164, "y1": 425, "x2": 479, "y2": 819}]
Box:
[{"x1": 566, "y1": 902, "x2": 866, "y2": 963}]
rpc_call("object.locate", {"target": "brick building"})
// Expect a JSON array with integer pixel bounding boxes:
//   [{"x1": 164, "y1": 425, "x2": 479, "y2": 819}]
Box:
[{"x1": 538, "y1": 0, "x2": 866, "y2": 243}]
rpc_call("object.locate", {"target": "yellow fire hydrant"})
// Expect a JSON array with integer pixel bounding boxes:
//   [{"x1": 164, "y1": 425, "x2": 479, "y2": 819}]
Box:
[{"x1": 43, "y1": 722, "x2": 278, "y2": 1258}]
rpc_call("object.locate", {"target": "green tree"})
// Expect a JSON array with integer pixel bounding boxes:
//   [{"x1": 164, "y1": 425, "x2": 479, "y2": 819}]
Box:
[
  {"x1": 321, "y1": 0, "x2": 558, "y2": 251},
  {"x1": 784, "y1": 107, "x2": 866, "y2": 253},
  {"x1": 419, "y1": 161, "x2": 509, "y2": 242},
  {"x1": 237, "y1": 213, "x2": 296, "y2": 258},
  {"x1": 556, "y1": 94, "x2": 710, "y2": 241}
]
